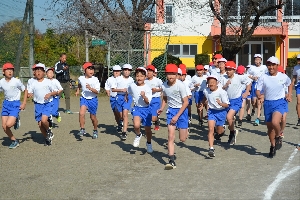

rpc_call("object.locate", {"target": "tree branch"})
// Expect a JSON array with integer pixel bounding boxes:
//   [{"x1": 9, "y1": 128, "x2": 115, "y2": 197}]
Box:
[{"x1": 209, "y1": 0, "x2": 224, "y2": 24}]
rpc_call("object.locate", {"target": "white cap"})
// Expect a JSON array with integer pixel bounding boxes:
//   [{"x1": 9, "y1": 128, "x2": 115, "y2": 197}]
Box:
[
  {"x1": 218, "y1": 58, "x2": 227, "y2": 63},
  {"x1": 136, "y1": 67, "x2": 147, "y2": 75},
  {"x1": 297, "y1": 54, "x2": 300, "y2": 59},
  {"x1": 254, "y1": 54, "x2": 262, "y2": 58},
  {"x1": 122, "y1": 64, "x2": 132, "y2": 70},
  {"x1": 112, "y1": 65, "x2": 121, "y2": 71},
  {"x1": 154, "y1": 68, "x2": 157, "y2": 73},
  {"x1": 178, "y1": 68, "x2": 182, "y2": 75},
  {"x1": 45, "y1": 67, "x2": 54, "y2": 72},
  {"x1": 266, "y1": 56, "x2": 279, "y2": 64},
  {"x1": 207, "y1": 75, "x2": 219, "y2": 81},
  {"x1": 246, "y1": 65, "x2": 252, "y2": 68},
  {"x1": 204, "y1": 65, "x2": 209, "y2": 70},
  {"x1": 35, "y1": 63, "x2": 46, "y2": 70}
]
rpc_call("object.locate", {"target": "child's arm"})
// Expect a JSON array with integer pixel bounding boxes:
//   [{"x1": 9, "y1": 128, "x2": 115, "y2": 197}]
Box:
[
  {"x1": 157, "y1": 96, "x2": 167, "y2": 115},
  {"x1": 75, "y1": 84, "x2": 81, "y2": 96},
  {"x1": 86, "y1": 84, "x2": 99, "y2": 94},
  {"x1": 20, "y1": 89, "x2": 28, "y2": 110}
]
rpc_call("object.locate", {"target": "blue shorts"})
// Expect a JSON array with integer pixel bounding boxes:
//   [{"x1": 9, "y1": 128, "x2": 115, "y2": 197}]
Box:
[
  {"x1": 131, "y1": 106, "x2": 152, "y2": 127},
  {"x1": 1, "y1": 100, "x2": 20, "y2": 118},
  {"x1": 166, "y1": 107, "x2": 188, "y2": 129},
  {"x1": 51, "y1": 96, "x2": 60, "y2": 117},
  {"x1": 208, "y1": 108, "x2": 227, "y2": 127},
  {"x1": 227, "y1": 97, "x2": 242, "y2": 113},
  {"x1": 242, "y1": 90, "x2": 251, "y2": 99},
  {"x1": 251, "y1": 82, "x2": 264, "y2": 98},
  {"x1": 110, "y1": 96, "x2": 118, "y2": 111},
  {"x1": 80, "y1": 97, "x2": 98, "y2": 115},
  {"x1": 264, "y1": 98, "x2": 287, "y2": 122},
  {"x1": 194, "y1": 90, "x2": 204, "y2": 104},
  {"x1": 34, "y1": 101, "x2": 53, "y2": 122},
  {"x1": 116, "y1": 94, "x2": 132, "y2": 112},
  {"x1": 150, "y1": 97, "x2": 161, "y2": 117},
  {"x1": 296, "y1": 85, "x2": 300, "y2": 95}
]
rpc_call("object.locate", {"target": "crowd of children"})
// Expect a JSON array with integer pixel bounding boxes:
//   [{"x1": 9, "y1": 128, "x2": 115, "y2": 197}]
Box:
[{"x1": 1, "y1": 53, "x2": 300, "y2": 170}]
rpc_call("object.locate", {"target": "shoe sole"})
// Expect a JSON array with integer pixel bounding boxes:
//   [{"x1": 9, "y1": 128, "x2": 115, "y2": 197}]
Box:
[
  {"x1": 147, "y1": 150, "x2": 153, "y2": 154},
  {"x1": 165, "y1": 164, "x2": 175, "y2": 170},
  {"x1": 93, "y1": 135, "x2": 98, "y2": 139},
  {"x1": 9, "y1": 144, "x2": 19, "y2": 149},
  {"x1": 208, "y1": 152, "x2": 215, "y2": 157}
]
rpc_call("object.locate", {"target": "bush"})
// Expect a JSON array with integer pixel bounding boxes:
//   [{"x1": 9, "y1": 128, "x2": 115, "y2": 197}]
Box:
[
  {"x1": 195, "y1": 53, "x2": 210, "y2": 65},
  {"x1": 287, "y1": 55, "x2": 298, "y2": 68}
]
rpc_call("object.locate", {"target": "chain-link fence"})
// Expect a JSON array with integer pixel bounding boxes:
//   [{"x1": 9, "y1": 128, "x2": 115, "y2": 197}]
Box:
[{"x1": 107, "y1": 29, "x2": 171, "y2": 81}]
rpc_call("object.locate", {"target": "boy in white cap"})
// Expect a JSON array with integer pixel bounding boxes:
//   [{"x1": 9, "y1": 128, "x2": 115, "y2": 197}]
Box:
[
  {"x1": 204, "y1": 65, "x2": 210, "y2": 76},
  {"x1": 218, "y1": 58, "x2": 227, "y2": 78},
  {"x1": 256, "y1": 56, "x2": 292, "y2": 158},
  {"x1": 0, "y1": 63, "x2": 27, "y2": 149},
  {"x1": 248, "y1": 54, "x2": 268, "y2": 125},
  {"x1": 153, "y1": 68, "x2": 158, "y2": 77},
  {"x1": 27, "y1": 63, "x2": 57, "y2": 146},
  {"x1": 145, "y1": 65, "x2": 163, "y2": 131},
  {"x1": 75, "y1": 62, "x2": 101, "y2": 139},
  {"x1": 105, "y1": 65, "x2": 122, "y2": 131},
  {"x1": 200, "y1": 75, "x2": 229, "y2": 157},
  {"x1": 157, "y1": 64, "x2": 188, "y2": 170},
  {"x1": 111, "y1": 64, "x2": 134, "y2": 140},
  {"x1": 291, "y1": 54, "x2": 300, "y2": 126},
  {"x1": 220, "y1": 61, "x2": 251, "y2": 145},
  {"x1": 128, "y1": 67, "x2": 153, "y2": 153}
]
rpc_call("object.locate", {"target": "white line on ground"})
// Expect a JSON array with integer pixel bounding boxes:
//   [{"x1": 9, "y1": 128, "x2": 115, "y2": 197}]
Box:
[{"x1": 263, "y1": 148, "x2": 299, "y2": 200}]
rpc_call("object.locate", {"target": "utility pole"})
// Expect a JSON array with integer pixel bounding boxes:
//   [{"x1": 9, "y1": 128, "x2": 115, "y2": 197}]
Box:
[
  {"x1": 15, "y1": 0, "x2": 29, "y2": 78},
  {"x1": 28, "y1": 0, "x2": 34, "y2": 77},
  {"x1": 85, "y1": 30, "x2": 89, "y2": 62}
]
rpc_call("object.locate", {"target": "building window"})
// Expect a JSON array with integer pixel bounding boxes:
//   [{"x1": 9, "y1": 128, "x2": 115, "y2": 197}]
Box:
[
  {"x1": 284, "y1": 0, "x2": 300, "y2": 16},
  {"x1": 165, "y1": 4, "x2": 174, "y2": 23},
  {"x1": 289, "y1": 38, "x2": 300, "y2": 51},
  {"x1": 167, "y1": 45, "x2": 197, "y2": 56}
]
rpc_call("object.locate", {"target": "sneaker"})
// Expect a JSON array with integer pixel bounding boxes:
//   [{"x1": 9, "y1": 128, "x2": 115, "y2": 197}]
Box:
[
  {"x1": 117, "y1": 124, "x2": 122, "y2": 132},
  {"x1": 44, "y1": 138, "x2": 51, "y2": 146},
  {"x1": 154, "y1": 125, "x2": 160, "y2": 131},
  {"x1": 188, "y1": 119, "x2": 191, "y2": 126},
  {"x1": 57, "y1": 112, "x2": 61, "y2": 123},
  {"x1": 251, "y1": 109, "x2": 255, "y2": 116},
  {"x1": 237, "y1": 119, "x2": 242, "y2": 127},
  {"x1": 14, "y1": 116, "x2": 21, "y2": 130},
  {"x1": 146, "y1": 142, "x2": 153, "y2": 153},
  {"x1": 78, "y1": 128, "x2": 86, "y2": 136},
  {"x1": 275, "y1": 136, "x2": 282, "y2": 150},
  {"x1": 48, "y1": 115, "x2": 53, "y2": 129},
  {"x1": 46, "y1": 129, "x2": 54, "y2": 144},
  {"x1": 165, "y1": 160, "x2": 176, "y2": 170},
  {"x1": 214, "y1": 133, "x2": 222, "y2": 141},
  {"x1": 296, "y1": 119, "x2": 300, "y2": 126},
  {"x1": 229, "y1": 130, "x2": 238, "y2": 145},
  {"x1": 65, "y1": 110, "x2": 73, "y2": 114},
  {"x1": 279, "y1": 132, "x2": 284, "y2": 138},
  {"x1": 254, "y1": 118, "x2": 260, "y2": 126},
  {"x1": 269, "y1": 146, "x2": 276, "y2": 158},
  {"x1": 208, "y1": 148, "x2": 215, "y2": 157},
  {"x1": 246, "y1": 114, "x2": 251, "y2": 121},
  {"x1": 92, "y1": 130, "x2": 98, "y2": 139},
  {"x1": 121, "y1": 132, "x2": 127, "y2": 141},
  {"x1": 133, "y1": 134, "x2": 142, "y2": 147},
  {"x1": 9, "y1": 140, "x2": 19, "y2": 149},
  {"x1": 199, "y1": 119, "x2": 203, "y2": 127}
]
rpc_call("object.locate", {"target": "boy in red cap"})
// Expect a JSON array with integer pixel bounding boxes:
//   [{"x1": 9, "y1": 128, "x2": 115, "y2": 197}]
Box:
[
  {"x1": 0, "y1": 63, "x2": 27, "y2": 148},
  {"x1": 220, "y1": 61, "x2": 251, "y2": 145},
  {"x1": 157, "y1": 64, "x2": 189, "y2": 169},
  {"x1": 209, "y1": 54, "x2": 223, "y2": 76},
  {"x1": 75, "y1": 62, "x2": 101, "y2": 139}
]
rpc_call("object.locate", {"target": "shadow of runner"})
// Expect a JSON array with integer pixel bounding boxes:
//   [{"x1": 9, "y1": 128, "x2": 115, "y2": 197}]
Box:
[
  {"x1": 239, "y1": 127, "x2": 267, "y2": 137},
  {"x1": 23, "y1": 131, "x2": 45, "y2": 144},
  {"x1": 176, "y1": 142, "x2": 211, "y2": 159},
  {"x1": 223, "y1": 144, "x2": 269, "y2": 158},
  {"x1": 69, "y1": 130, "x2": 83, "y2": 141}
]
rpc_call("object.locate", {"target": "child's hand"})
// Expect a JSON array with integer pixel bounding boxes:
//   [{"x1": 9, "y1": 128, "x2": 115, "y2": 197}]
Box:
[
  {"x1": 86, "y1": 83, "x2": 91, "y2": 90},
  {"x1": 216, "y1": 98, "x2": 221, "y2": 105},
  {"x1": 157, "y1": 109, "x2": 163, "y2": 116},
  {"x1": 19, "y1": 103, "x2": 26, "y2": 110},
  {"x1": 225, "y1": 80, "x2": 231, "y2": 87},
  {"x1": 198, "y1": 103, "x2": 203, "y2": 111},
  {"x1": 242, "y1": 91, "x2": 249, "y2": 99},
  {"x1": 44, "y1": 93, "x2": 51, "y2": 100},
  {"x1": 75, "y1": 90, "x2": 79, "y2": 97},
  {"x1": 151, "y1": 88, "x2": 156, "y2": 93},
  {"x1": 140, "y1": 91, "x2": 145, "y2": 97},
  {"x1": 121, "y1": 88, "x2": 127, "y2": 93},
  {"x1": 28, "y1": 93, "x2": 33, "y2": 98},
  {"x1": 170, "y1": 115, "x2": 179, "y2": 125}
]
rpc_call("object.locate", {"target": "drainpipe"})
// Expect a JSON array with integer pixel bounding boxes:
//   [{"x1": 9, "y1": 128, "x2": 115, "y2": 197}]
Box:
[{"x1": 279, "y1": 36, "x2": 286, "y2": 71}]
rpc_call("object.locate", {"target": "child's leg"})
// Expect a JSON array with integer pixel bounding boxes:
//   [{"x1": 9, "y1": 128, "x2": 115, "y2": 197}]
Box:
[
  {"x1": 239, "y1": 99, "x2": 246, "y2": 120},
  {"x1": 207, "y1": 120, "x2": 216, "y2": 148},
  {"x1": 122, "y1": 109, "x2": 129, "y2": 132},
  {"x1": 246, "y1": 98, "x2": 251, "y2": 115},
  {"x1": 167, "y1": 125, "x2": 176, "y2": 156},
  {"x1": 2, "y1": 116, "x2": 16, "y2": 140},
  {"x1": 272, "y1": 112, "x2": 283, "y2": 138},
  {"x1": 266, "y1": 122, "x2": 275, "y2": 146},
  {"x1": 79, "y1": 105, "x2": 87, "y2": 129},
  {"x1": 179, "y1": 128, "x2": 188, "y2": 142},
  {"x1": 280, "y1": 113, "x2": 287, "y2": 133},
  {"x1": 133, "y1": 116, "x2": 141, "y2": 135},
  {"x1": 188, "y1": 105, "x2": 191, "y2": 119},
  {"x1": 145, "y1": 126, "x2": 152, "y2": 143},
  {"x1": 90, "y1": 114, "x2": 98, "y2": 130},
  {"x1": 226, "y1": 109, "x2": 236, "y2": 131},
  {"x1": 113, "y1": 109, "x2": 120, "y2": 124},
  {"x1": 257, "y1": 99, "x2": 263, "y2": 119},
  {"x1": 39, "y1": 116, "x2": 49, "y2": 138}
]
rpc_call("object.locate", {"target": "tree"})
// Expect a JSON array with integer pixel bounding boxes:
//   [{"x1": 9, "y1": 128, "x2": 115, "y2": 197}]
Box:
[{"x1": 209, "y1": 0, "x2": 286, "y2": 60}]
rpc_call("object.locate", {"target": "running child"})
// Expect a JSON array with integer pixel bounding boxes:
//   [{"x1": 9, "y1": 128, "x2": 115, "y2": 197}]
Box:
[
  {"x1": 145, "y1": 64, "x2": 163, "y2": 131},
  {"x1": 0, "y1": 63, "x2": 27, "y2": 149},
  {"x1": 256, "y1": 56, "x2": 292, "y2": 158},
  {"x1": 157, "y1": 64, "x2": 188, "y2": 170},
  {"x1": 209, "y1": 54, "x2": 223, "y2": 76},
  {"x1": 27, "y1": 63, "x2": 57, "y2": 146},
  {"x1": 291, "y1": 54, "x2": 300, "y2": 126},
  {"x1": 200, "y1": 75, "x2": 229, "y2": 157},
  {"x1": 75, "y1": 62, "x2": 100, "y2": 139},
  {"x1": 128, "y1": 67, "x2": 153, "y2": 153},
  {"x1": 277, "y1": 65, "x2": 288, "y2": 138}
]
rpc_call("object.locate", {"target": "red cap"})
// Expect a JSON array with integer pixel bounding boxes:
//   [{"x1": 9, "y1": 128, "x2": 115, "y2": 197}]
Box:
[
  {"x1": 165, "y1": 64, "x2": 178, "y2": 73},
  {"x1": 278, "y1": 65, "x2": 285, "y2": 73},
  {"x1": 46, "y1": 67, "x2": 54, "y2": 73},
  {"x1": 209, "y1": 62, "x2": 213, "y2": 66},
  {"x1": 31, "y1": 64, "x2": 36, "y2": 69},
  {"x1": 236, "y1": 65, "x2": 245, "y2": 74},
  {"x1": 181, "y1": 68, "x2": 187, "y2": 75},
  {"x1": 196, "y1": 65, "x2": 204, "y2": 70},
  {"x1": 83, "y1": 62, "x2": 93, "y2": 70},
  {"x1": 225, "y1": 61, "x2": 236, "y2": 70},
  {"x1": 2, "y1": 63, "x2": 14, "y2": 72},
  {"x1": 179, "y1": 64, "x2": 186, "y2": 69},
  {"x1": 146, "y1": 64, "x2": 155, "y2": 71},
  {"x1": 214, "y1": 54, "x2": 223, "y2": 59}
]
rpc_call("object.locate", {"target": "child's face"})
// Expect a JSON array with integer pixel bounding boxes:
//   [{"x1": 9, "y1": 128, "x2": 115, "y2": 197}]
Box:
[
  {"x1": 135, "y1": 71, "x2": 146, "y2": 85},
  {"x1": 147, "y1": 70, "x2": 154, "y2": 79},
  {"x1": 113, "y1": 70, "x2": 121, "y2": 78},
  {"x1": 181, "y1": 74, "x2": 186, "y2": 81},
  {"x1": 166, "y1": 72, "x2": 177, "y2": 83},
  {"x1": 122, "y1": 69, "x2": 131, "y2": 77},
  {"x1": 254, "y1": 58, "x2": 262, "y2": 66},
  {"x1": 153, "y1": 72, "x2": 157, "y2": 77},
  {"x1": 34, "y1": 68, "x2": 45, "y2": 80},
  {"x1": 207, "y1": 78, "x2": 218, "y2": 91},
  {"x1": 46, "y1": 70, "x2": 54, "y2": 79},
  {"x1": 196, "y1": 69, "x2": 203, "y2": 76},
  {"x1": 4, "y1": 69, "x2": 14, "y2": 78},
  {"x1": 177, "y1": 74, "x2": 182, "y2": 80},
  {"x1": 218, "y1": 62, "x2": 225, "y2": 71},
  {"x1": 267, "y1": 63, "x2": 278, "y2": 75},
  {"x1": 85, "y1": 67, "x2": 95, "y2": 77},
  {"x1": 226, "y1": 68, "x2": 235, "y2": 77}
]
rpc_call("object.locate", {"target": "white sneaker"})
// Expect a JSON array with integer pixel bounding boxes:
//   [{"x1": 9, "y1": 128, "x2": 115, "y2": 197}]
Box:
[
  {"x1": 146, "y1": 143, "x2": 153, "y2": 153},
  {"x1": 133, "y1": 134, "x2": 142, "y2": 147}
]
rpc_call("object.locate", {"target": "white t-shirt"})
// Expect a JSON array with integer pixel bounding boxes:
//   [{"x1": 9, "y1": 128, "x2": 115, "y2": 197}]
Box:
[
  {"x1": 78, "y1": 76, "x2": 100, "y2": 99},
  {"x1": 203, "y1": 87, "x2": 229, "y2": 110},
  {"x1": 293, "y1": 64, "x2": 300, "y2": 85},
  {"x1": 145, "y1": 77, "x2": 163, "y2": 98},
  {"x1": 113, "y1": 75, "x2": 134, "y2": 95},
  {"x1": 182, "y1": 79, "x2": 192, "y2": 96},
  {"x1": 209, "y1": 65, "x2": 220, "y2": 76},
  {"x1": 220, "y1": 74, "x2": 252, "y2": 99},
  {"x1": 247, "y1": 65, "x2": 268, "y2": 82},
  {"x1": 162, "y1": 80, "x2": 188, "y2": 108},
  {"x1": 105, "y1": 76, "x2": 117, "y2": 97},
  {"x1": 0, "y1": 77, "x2": 25, "y2": 101},
  {"x1": 50, "y1": 78, "x2": 63, "y2": 98},
  {"x1": 191, "y1": 75, "x2": 207, "y2": 92},
  {"x1": 236, "y1": 74, "x2": 252, "y2": 91},
  {"x1": 186, "y1": 75, "x2": 192, "y2": 82},
  {"x1": 128, "y1": 83, "x2": 152, "y2": 107},
  {"x1": 27, "y1": 78, "x2": 55, "y2": 103},
  {"x1": 257, "y1": 72, "x2": 291, "y2": 100}
]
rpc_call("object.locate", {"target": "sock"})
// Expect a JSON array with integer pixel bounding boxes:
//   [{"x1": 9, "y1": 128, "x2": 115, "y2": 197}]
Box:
[
  {"x1": 169, "y1": 155, "x2": 175, "y2": 161},
  {"x1": 136, "y1": 133, "x2": 141, "y2": 137},
  {"x1": 147, "y1": 141, "x2": 151, "y2": 144},
  {"x1": 209, "y1": 146, "x2": 214, "y2": 150}
]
